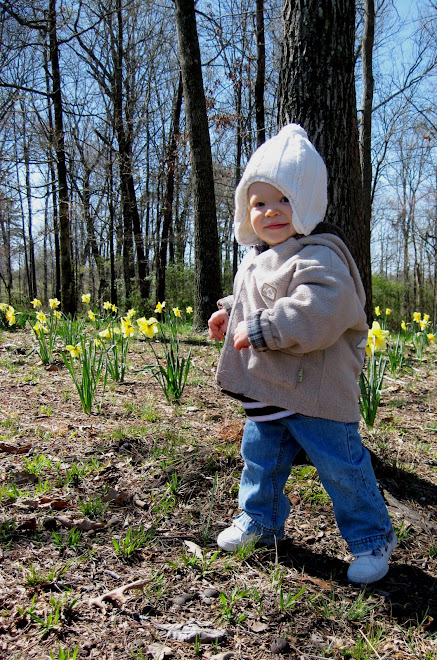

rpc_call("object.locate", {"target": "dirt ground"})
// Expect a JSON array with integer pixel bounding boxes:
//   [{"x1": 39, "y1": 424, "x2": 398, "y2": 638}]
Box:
[{"x1": 0, "y1": 329, "x2": 436, "y2": 659}]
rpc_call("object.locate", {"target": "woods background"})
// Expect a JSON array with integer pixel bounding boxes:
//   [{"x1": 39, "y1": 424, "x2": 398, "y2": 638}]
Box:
[{"x1": 0, "y1": 0, "x2": 435, "y2": 327}]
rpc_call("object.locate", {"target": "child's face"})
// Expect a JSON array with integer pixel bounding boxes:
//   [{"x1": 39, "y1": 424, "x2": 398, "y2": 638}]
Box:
[{"x1": 248, "y1": 182, "x2": 296, "y2": 246}]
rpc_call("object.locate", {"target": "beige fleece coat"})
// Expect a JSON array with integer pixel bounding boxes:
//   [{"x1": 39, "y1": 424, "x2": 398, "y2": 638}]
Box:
[{"x1": 215, "y1": 234, "x2": 368, "y2": 423}]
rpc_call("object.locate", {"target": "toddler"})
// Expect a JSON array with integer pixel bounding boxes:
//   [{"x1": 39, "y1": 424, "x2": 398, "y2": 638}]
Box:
[{"x1": 208, "y1": 124, "x2": 396, "y2": 584}]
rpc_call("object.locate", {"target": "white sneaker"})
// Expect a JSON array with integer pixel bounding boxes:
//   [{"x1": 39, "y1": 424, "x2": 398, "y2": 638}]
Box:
[
  {"x1": 347, "y1": 534, "x2": 397, "y2": 584},
  {"x1": 217, "y1": 525, "x2": 260, "y2": 552}
]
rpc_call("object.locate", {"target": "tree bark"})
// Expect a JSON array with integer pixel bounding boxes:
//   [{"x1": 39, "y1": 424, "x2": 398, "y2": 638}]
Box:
[
  {"x1": 278, "y1": 0, "x2": 371, "y2": 320},
  {"x1": 0, "y1": 197, "x2": 13, "y2": 302},
  {"x1": 156, "y1": 73, "x2": 183, "y2": 304},
  {"x1": 49, "y1": 0, "x2": 76, "y2": 314},
  {"x1": 174, "y1": 0, "x2": 222, "y2": 329},
  {"x1": 44, "y1": 43, "x2": 61, "y2": 301},
  {"x1": 22, "y1": 105, "x2": 37, "y2": 300},
  {"x1": 255, "y1": 0, "x2": 266, "y2": 147},
  {"x1": 360, "y1": 0, "x2": 375, "y2": 319}
]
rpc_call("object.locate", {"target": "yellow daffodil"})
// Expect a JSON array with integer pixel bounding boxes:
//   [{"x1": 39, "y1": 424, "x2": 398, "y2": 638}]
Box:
[
  {"x1": 49, "y1": 298, "x2": 60, "y2": 309},
  {"x1": 33, "y1": 322, "x2": 48, "y2": 336},
  {"x1": 103, "y1": 301, "x2": 112, "y2": 310},
  {"x1": 0, "y1": 303, "x2": 8, "y2": 311},
  {"x1": 137, "y1": 317, "x2": 159, "y2": 339},
  {"x1": 423, "y1": 314, "x2": 430, "y2": 323},
  {"x1": 99, "y1": 327, "x2": 111, "y2": 339},
  {"x1": 36, "y1": 311, "x2": 47, "y2": 324},
  {"x1": 111, "y1": 304, "x2": 117, "y2": 313},
  {"x1": 94, "y1": 338, "x2": 103, "y2": 348},
  {"x1": 420, "y1": 319, "x2": 429, "y2": 331},
  {"x1": 366, "y1": 321, "x2": 389, "y2": 355},
  {"x1": 155, "y1": 301, "x2": 165, "y2": 314},
  {"x1": 6, "y1": 307, "x2": 15, "y2": 326},
  {"x1": 88, "y1": 310, "x2": 96, "y2": 322},
  {"x1": 385, "y1": 308, "x2": 391, "y2": 316},
  {"x1": 427, "y1": 333, "x2": 435, "y2": 342},
  {"x1": 172, "y1": 307, "x2": 181, "y2": 318},
  {"x1": 413, "y1": 312, "x2": 421, "y2": 323},
  {"x1": 401, "y1": 320, "x2": 407, "y2": 331},
  {"x1": 66, "y1": 344, "x2": 81, "y2": 358},
  {"x1": 122, "y1": 325, "x2": 134, "y2": 339},
  {"x1": 53, "y1": 310, "x2": 62, "y2": 320},
  {"x1": 31, "y1": 298, "x2": 42, "y2": 308},
  {"x1": 82, "y1": 294, "x2": 91, "y2": 304},
  {"x1": 374, "y1": 306, "x2": 380, "y2": 317},
  {"x1": 126, "y1": 308, "x2": 136, "y2": 319},
  {"x1": 121, "y1": 317, "x2": 134, "y2": 338},
  {"x1": 186, "y1": 306, "x2": 193, "y2": 314}
]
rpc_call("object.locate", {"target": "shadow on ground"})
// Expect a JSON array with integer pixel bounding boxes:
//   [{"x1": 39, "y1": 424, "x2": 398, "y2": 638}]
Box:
[
  {"x1": 275, "y1": 539, "x2": 437, "y2": 631},
  {"x1": 369, "y1": 448, "x2": 437, "y2": 506}
]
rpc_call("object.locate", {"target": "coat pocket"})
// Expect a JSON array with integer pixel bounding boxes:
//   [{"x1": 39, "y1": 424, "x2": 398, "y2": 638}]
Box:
[{"x1": 246, "y1": 350, "x2": 302, "y2": 388}]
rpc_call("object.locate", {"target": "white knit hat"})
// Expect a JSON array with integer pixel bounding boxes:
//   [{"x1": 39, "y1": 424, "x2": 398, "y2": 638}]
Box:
[{"x1": 234, "y1": 124, "x2": 328, "y2": 246}]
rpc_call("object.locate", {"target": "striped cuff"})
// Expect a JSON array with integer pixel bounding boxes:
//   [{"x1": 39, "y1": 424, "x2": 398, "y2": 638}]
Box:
[{"x1": 247, "y1": 311, "x2": 268, "y2": 351}]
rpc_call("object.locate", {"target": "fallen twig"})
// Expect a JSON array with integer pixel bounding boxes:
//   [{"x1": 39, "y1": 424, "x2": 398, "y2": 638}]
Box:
[{"x1": 89, "y1": 578, "x2": 152, "y2": 611}]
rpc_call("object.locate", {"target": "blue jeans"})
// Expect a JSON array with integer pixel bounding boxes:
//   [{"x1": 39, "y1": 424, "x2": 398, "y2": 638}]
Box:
[{"x1": 235, "y1": 415, "x2": 394, "y2": 554}]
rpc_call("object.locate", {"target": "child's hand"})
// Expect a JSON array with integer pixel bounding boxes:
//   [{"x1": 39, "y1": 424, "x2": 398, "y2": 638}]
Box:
[
  {"x1": 208, "y1": 309, "x2": 229, "y2": 341},
  {"x1": 234, "y1": 321, "x2": 250, "y2": 350}
]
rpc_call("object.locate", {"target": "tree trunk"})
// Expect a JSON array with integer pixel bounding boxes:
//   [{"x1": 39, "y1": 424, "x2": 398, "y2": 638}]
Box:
[
  {"x1": 360, "y1": 0, "x2": 375, "y2": 237},
  {"x1": 107, "y1": 151, "x2": 117, "y2": 306},
  {"x1": 360, "y1": 0, "x2": 375, "y2": 320},
  {"x1": 113, "y1": 0, "x2": 148, "y2": 304},
  {"x1": 234, "y1": 56, "x2": 244, "y2": 279},
  {"x1": 43, "y1": 193, "x2": 49, "y2": 304},
  {"x1": 174, "y1": 0, "x2": 222, "y2": 329},
  {"x1": 255, "y1": 0, "x2": 266, "y2": 147},
  {"x1": 156, "y1": 73, "x2": 183, "y2": 304},
  {"x1": 49, "y1": 0, "x2": 76, "y2": 315},
  {"x1": 43, "y1": 43, "x2": 61, "y2": 300},
  {"x1": 22, "y1": 107, "x2": 37, "y2": 300},
  {"x1": 0, "y1": 200, "x2": 13, "y2": 302},
  {"x1": 278, "y1": 0, "x2": 371, "y2": 320},
  {"x1": 83, "y1": 167, "x2": 107, "y2": 300}
]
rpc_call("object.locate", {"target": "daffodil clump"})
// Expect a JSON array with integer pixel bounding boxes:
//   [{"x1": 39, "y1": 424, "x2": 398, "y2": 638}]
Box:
[
  {"x1": 0, "y1": 303, "x2": 17, "y2": 328},
  {"x1": 410, "y1": 312, "x2": 434, "y2": 360},
  {"x1": 61, "y1": 335, "x2": 106, "y2": 414},
  {"x1": 2, "y1": 293, "x2": 195, "y2": 411},
  {"x1": 359, "y1": 321, "x2": 389, "y2": 427},
  {"x1": 136, "y1": 302, "x2": 193, "y2": 404},
  {"x1": 26, "y1": 298, "x2": 63, "y2": 365},
  {"x1": 373, "y1": 306, "x2": 392, "y2": 330},
  {"x1": 359, "y1": 307, "x2": 436, "y2": 427},
  {"x1": 99, "y1": 308, "x2": 136, "y2": 384}
]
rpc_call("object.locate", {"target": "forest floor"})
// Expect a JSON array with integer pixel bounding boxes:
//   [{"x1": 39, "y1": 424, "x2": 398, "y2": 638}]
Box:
[{"x1": 0, "y1": 328, "x2": 436, "y2": 660}]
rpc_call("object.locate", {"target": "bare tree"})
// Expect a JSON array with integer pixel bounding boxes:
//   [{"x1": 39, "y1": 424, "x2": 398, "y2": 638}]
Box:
[
  {"x1": 359, "y1": 0, "x2": 375, "y2": 295},
  {"x1": 0, "y1": 192, "x2": 15, "y2": 302},
  {"x1": 156, "y1": 73, "x2": 183, "y2": 304},
  {"x1": 255, "y1": 0, "x2": 266, "y2": 147},
  {"x1": 174, "y1": 0, "x2": 222, "y2": 329},
  {"x1": 278, "y1": 0, "x2": 371, "y2": 318}
]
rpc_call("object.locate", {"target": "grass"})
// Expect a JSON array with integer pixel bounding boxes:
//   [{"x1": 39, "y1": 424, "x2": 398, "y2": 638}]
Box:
[
  {"x1": 309, "y1": 588, "x2": 383, "y2": 623},
  {"x1": 77, "y1": 495, "x2": 107, "y2": 519},
  {"x1": 122, "y1": 400, "x2": 160, "y2": 421},
  {"x1": 24, "y1": 560, "x2": 75, "y2": 587},
  {"x1": 0, "y1": 518, "x2": 17, "y2": 545},
  {"x1": 0, "y1": 483, "x2": 22, "y2": 503},
  {"x1": 0, "y1": 328, "x2": 435, "y2": 659},
  {"x1": 112, "y1": 526, "x2": 154, "y2": 561},
  {"x1": 288, "y1": 465, "x2": 331, "y2": 507},
  {"x1": 24, "y1": 452, "x2": 53, "y2": 477},
  {"x1": 49, "y1": 645, "x2": 79, "y2": 660}
]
